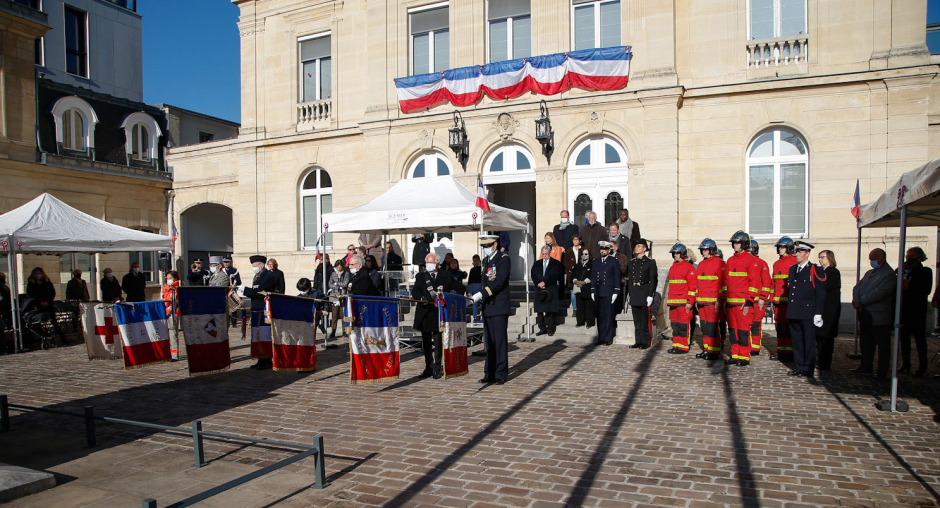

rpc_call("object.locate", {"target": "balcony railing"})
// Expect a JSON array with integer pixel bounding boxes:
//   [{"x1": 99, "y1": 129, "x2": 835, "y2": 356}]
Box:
[
  {"x1": 297, "y1": 99, "x2": 332, "y2": 130},
  {"x1": 747, "y1": 35, "x2": 809, "y2": 68}
]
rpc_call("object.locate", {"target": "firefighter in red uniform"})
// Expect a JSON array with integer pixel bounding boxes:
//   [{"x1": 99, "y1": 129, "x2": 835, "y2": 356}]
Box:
[
  {"x1": 770, "y1": 236, "x2": 797, "y2": 362},
  {"x1": 748, "y1": 240, "x2": 773, "y2": 356},
  {"x1": 724, "y1": 231, "x2": 762, "y2": 366},
  {"x1": 694, "y1": 238, "x2": 726, "y2": 360},
  {"x1": 716, "y1": 249, "x2": 728, "y2": 344},
  {"x1": 666, "y1": 244, "x2": 697, "y2": 354}
]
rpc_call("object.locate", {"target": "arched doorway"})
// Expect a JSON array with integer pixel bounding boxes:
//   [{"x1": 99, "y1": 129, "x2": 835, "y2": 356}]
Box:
[
  {"x1": 482, "y1": 144, "x2": 536, "y2": 280},
  {"x1": 181, "y1": 203, "x2": 234, "y2": 268},
  {"x1": 405, "y1": 152, "x2": 456, "y2": 263}
]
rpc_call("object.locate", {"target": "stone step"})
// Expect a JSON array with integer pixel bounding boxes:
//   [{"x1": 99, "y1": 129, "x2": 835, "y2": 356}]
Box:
[{"x1": 0, "y1": 463, "x2": 56, "y2": 503}]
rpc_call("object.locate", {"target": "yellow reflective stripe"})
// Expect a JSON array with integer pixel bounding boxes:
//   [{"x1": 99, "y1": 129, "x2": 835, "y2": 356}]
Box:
[
  {"x1": 698, "y1": 297, "x2": 717, "y2": 302},
  {"x1": 688, "y1": 291, "x2": 697, "y2": 295},
  {"x1": 667, "y1": 299, "x2": 687, "y2": 304},
  {"x1": 704, "y1": 345, "x2": 721, "y2": 351},
  {"x1": 698, "y1": 275, "x2": 719, "y2": 280},
  {"x1": 777, "y1": 346, "x2": 793, "y2": 351},
  {"x1": 748, "y1": 287, "x2": 758, "y2": 292},
  {"x1": 761, "y1": 287, "x2": 772, "y2": 292},
  {"x1": 773, "y1": 274, "x2": 789, "y2": 279},
  {"x1": 721, "y1": 286, "x2": 728, "y2": 291},
  {"x1": 729, "y1": 272, "x2": 747, "y2": 276},
  {"x1": 669, "y1": 279, "x2": 687, "y2": 284},
  {"x1": 727, "y1": 298, "x2": 746, "y2": 303},
  {"x1": 773, "y1": 297, "x2": 789, "y2": 302}
]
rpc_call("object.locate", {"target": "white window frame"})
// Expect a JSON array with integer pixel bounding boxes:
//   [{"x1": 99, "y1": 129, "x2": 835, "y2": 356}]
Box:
[
  {"x1": 51, "y1": 95, "x2": 98, "y2": 154},
  {"x1": 744, "y1": 128, "x2": 809, "y2": 238},
  {"x1": 485, "y1": 1, "x2": 530, "y2": 63},
  {"x1": 746, "y1": 0, "x2": 807, "y2": 40},
  {"x1": 120, "y1": 111, "x2": 162, "y2": 163},
  {"x1": 407, "y1": 151, "x2": 453, "y2": 179},
  {"x1": 300, "y1": 168, "x2": 333, "y2": 251},
  {"x1": 409, "y1": 2, "x2": 449, "y2": 75},
  {"x1": 570, "y1": 0, "x2": 620, "y2": 50},
  {"x1": 482, "y1": 144, "x2": 536, "y2": 184},
  {"x1": 299, "y1": 31, "x2": 331, "y2": 102},
  {"x1": 567, "y1": 136, "x2": 629, "y2": 226}
]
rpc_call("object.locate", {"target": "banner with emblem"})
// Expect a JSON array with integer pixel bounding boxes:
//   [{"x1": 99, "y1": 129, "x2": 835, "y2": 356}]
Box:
[
  {"x1": 80, "y1": 302, "x2": 122, "y2": 360},
  {"x1": 268, "y1": 293, "x2": 317, "y2": 372},
  {"x1": 437, "y1": 293, "x2": 468, "y2": 379},
  {"x1": 345, "y1": 295, "x2": 399, "y2": 384},
  {"x1": 250, "y1": 297, "x2": 273, "y2": 360},
  {"x1": 113, "y1": 301, "x2": 171, "y2": 370},
  {"x1": 178, "y1": 287, "x2": 231, "y2": 376}
]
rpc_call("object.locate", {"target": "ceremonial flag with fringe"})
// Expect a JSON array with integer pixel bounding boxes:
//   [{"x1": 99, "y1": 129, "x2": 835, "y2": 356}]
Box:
[
  {"x1": 269, "y1": 293, "x2": 317, "y2": 372},
  {"x1": 113, "y1": 301, "x2": 171, "y2": 369},
  {"x1": 178, "y1": 286, "x2": 231, "y2": 376},
  {"x1": 80, "y1": 302, "x2": 122, "y2": 360},
  {"x1": 250, "y1": 298, "x2": 273, "y2": 360},
  {"x1": 438, "y1": 293, "x2": 468, "y2": 378},
  {"x1": 345, "y1": 295, "x2": 399, "y2": 384}
]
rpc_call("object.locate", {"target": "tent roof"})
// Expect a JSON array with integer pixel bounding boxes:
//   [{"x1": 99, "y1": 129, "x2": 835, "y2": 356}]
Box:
[
  {"x1": 859, "y1": 159, "x2": 940, "y2": 228},
  {"x1": 0, "y1": 193, "x2": 172, "y2": 252},
  {"x1": 322, "y1": 176, "x2": 528, "y2": 234}
]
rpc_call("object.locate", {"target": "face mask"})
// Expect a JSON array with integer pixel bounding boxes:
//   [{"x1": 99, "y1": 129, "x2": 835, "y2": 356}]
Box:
[
  {"x1": 34, "y1": 275, "x2": 42, "y2": 281},
  {"x1": 560, "y1": 218, "x2": 569, "y2": 224},
  {"x1": 166, "y1": 278, "x2": 174, "y2": 284},
  {"x1": 581, "y1": 255, "x2": 589, "y2": 262},
  {"x1": 252, "y1": 266, "x2": 262, "y2": 274},
  {"x1": 350, "y1": 267, "x2": 359, "y2": 275},
  {"x1": 132, "y1": 268, "x2": 140, "y2": 275},
  {"x1": 106, "y1": 273, "x2": 113, "y2": 279},
  {"x1": 210, "y1": 266, "x2": 218, "y2": 274},
  {"x1": 482, "y1": 247, "x2": 494, "y2": 257},
  {"x1": 870, "y1": 260, "x2": 880, "y2": 269},
  {"x1": 427, "y1": 263, "x2": 437, "y2": 272}
]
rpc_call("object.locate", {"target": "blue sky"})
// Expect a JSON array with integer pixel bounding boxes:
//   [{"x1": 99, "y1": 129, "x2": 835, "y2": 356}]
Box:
[{"x1": 140, "y1": 0, "x2": 241, "y2": 123}]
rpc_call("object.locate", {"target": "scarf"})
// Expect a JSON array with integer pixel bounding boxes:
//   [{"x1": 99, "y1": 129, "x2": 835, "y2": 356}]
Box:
[{"x1": 618, "y1": 218, "x2": 634, "y2": 239}]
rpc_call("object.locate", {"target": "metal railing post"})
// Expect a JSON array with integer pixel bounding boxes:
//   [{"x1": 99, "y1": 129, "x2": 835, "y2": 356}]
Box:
[
  {"x1": 84, "y1": 406, "x2": 97, "y2": 448},
  {"x1": 142, "y1": 498, "x2": 157, "y2": 508},
  {"x1": 1, "y1": 395, "x2": 9, "y2": 432},
  {"x1": 192, "y1": 420, "x2": 204, "y2": 468},
  {"x1": 312, "y1": 435, "x2": 326, "y2": 489}
]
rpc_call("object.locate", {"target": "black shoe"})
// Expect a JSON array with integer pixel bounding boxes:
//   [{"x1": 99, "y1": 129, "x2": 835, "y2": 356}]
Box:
[
  {"x1": 536, "y1": 331, "x2": 547, "y2": 336},
  {"x1": 479, "y1": 377, "x2": 495, "y2": 384},
  {"x1": 898, "y1": 365, "x2": 911, "y2": 374},
  {"x1": 695, "y1": 352, "x2": 707, "y2": 359},
  {"x1": 850, "y1": 369, "x2": 873, "y2": 376},
  {"x1": 724, "y1": 359, "x2": 738, "y2": 365},
  {"x1": 913, "y1": 369, "x2": 926, "y2": 378},
  {"x1": 586, "y1": 325, "x2": 594, "y2": 329},
  {"x1": 629, "y1": 343, "x2": 642, "y2": 349},
  {"x1": 751, "y1": 350, "x2": 761, "y2": 356},
  {"x1": 255, "y1": 360, "x2": 272, "y2": 371},
  {"x1": 471, "y1": 350, "x2": 487, "y2": 357},
  {"x1": 640, "y1": 344, "x2": 650, "y2": 350},
  {"x1": 769, "y1": 354, "x2": 778, "y2": 361},
  {"x1": 801, "y1": 370, "x2": 815, "y2": 378},
  {"x1": 604, "y1": 341, "x2": 613, "y2": 346},
  {"x1": 419, "y1": 371, "x2": 434, "y2": 379},
  {"x1": 737, "y1": 361, "x2": 749, "y2": 367},
  {"x1": 330, "y1": 330, "x2": 337, "y2": 339},
  {"x1": 787, "y1": 370, "x2": 802, "y2": 376},
  {"x1": 705, "y1": 353, "x2": 721, "y2": 361},
  {"x1": 548, "y1": 331, "x2": 555, "y2": 337},
  {"x1": 433, "y1": 372, "x2": 443, "y2": 379},
  {"x1": 495, "y1": 379, "x2": 505, "y2": 385}
]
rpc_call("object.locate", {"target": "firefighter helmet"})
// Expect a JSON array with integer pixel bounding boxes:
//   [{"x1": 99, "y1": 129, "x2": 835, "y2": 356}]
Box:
[
  {"x1": 729, "y1": 230, "x2": 751, "y2": 250},
  {"x1": 698, "y1": 238, "x2": 718, "y2": 255},
  {"x1": 749, "y1": 239, "x2": 759, "y2": 255},
  {"x1": 669, "y1": 243, "x2": 688, "y2": 259},
  {"x1": 775, "y1": 236, "x2": 795, "y2": 254}
]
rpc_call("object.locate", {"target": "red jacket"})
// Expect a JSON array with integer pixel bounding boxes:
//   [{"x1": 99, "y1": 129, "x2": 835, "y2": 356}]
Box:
[
  {"x1": 772, "y1": 254, "x2": 798, "y2": 303},
  {"x1": 725, "y1": 251, "x2": 761, "y2": 306},
  {"x1": 755, "y1": 256, "x2": 772, "y2": 302},
  {"x1": 696, "y1": 255, "x2": 726, "y2": 304},
  {"x1": 163, "y1": 280, "x2": 180, "y2": 317},
  {"x1": 666, "y1": 259, "x2": 698, "y2": 306}
]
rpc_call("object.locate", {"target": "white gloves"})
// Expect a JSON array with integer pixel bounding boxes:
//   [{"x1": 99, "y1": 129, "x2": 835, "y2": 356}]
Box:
[
  {"x1": 646, "y1": 296, "x2": 653, "y2": 306},
  {"x1": 814, "y1": 315, "x2": 823, "y2": 327},
  {"x1": 611, "y1": 294, "x2": 618, "y2": 304},
  {"x1": 591, "y1": 293, "x2": 596, "y2": 301},
  {"x1": 472, "y1": 292, "x2": 483, "y2": 303},
  {"x1": 584, "y1": 278, "x2": 591, "y2": 284},
  {"x1": 238, "y1": 285, "x2": 247, "y2": 293},
  {"x1": 333, "y1": 300, "x2": 341, "y2": 308}
]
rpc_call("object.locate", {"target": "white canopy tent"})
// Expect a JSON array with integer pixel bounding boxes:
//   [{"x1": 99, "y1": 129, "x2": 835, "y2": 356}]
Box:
[
  {"x1": 857, "y1": 158, "x2": 940, "y2": 412},
  {"x1": 322, "y1": 176, "x2": 532, "y2": 340},
  {"x1": 0, "y1": 193, "x2": 173, "y2": 351}
]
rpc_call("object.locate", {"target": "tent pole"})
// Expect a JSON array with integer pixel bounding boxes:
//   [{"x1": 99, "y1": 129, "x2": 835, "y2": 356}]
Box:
[
  {"x1": 525, "y1": 220, "x2": 531, "y2": 342},
  {"x1": 849, "y1": 223, "x2": 862, "y2": 359},
  {"x1": 879, "y1": 205, "x2": 908, "y2": 413},
  {"x1": 9, "y1": 243, "x2": 21, "y2": 352},
  {"x1": 935, "y1": 226, "x2": 940, "y2": 334},
  {"x1": 322, "y1": 221, "x2": 329, "y2": 350}
]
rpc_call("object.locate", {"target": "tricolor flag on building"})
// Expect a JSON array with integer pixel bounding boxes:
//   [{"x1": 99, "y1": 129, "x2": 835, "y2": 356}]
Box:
[
  {"x1": 476, "y1": 179, "x2": 491, "y2": 212},
  {"x1": 113, "y1": 301, "x2": 171, "y2": 370},
  {"x1": 438, "y1": 293, "x2": 468, "y2": 379},
  {"x1": 851, "y1": 180, "x2": 861, "y2": 219},
  {"x1": 345, "y1": 295, "x2": 399, "y2": 384},
  {"x1": 268, "y1": 293, "x2": 318, "y2": 372},
  {"x1": 178, "y1": 286, "x2": 231, "y2": 377},
  {"x1": 80, "y1": 302, "x2": 122, "y2": 360}
]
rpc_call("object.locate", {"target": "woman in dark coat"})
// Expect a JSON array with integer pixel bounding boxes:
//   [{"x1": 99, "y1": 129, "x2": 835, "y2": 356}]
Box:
[
  {"x1": 570, "y1": 248, "x2": 594, "y2": 328},
  {"x1": 267, "y1": 259, "x2": 286, "y2": 294},
  {"x1": 815, "y1": 250, "x2": 841, "y2": 370},
  {"x1": 899, "y1": 247, "x2": 933, "y2": 376}
]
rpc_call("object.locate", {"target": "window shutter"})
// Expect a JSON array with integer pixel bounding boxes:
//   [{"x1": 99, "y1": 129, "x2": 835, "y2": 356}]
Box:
[
  {"x1": 489, "y1": 0, "x2": 530, "y2": 20},
  {"x1": 300, "y1": 36, "x2": 331, "y2": 61},
  {"x1": 411, "y1": 7, "x2": 449, "y2": 35}
]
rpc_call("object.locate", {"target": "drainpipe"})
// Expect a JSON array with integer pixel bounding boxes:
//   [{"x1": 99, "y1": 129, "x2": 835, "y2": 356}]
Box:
[{"x1": 166, "y1": 189, "x2": 176, "y2": 272}]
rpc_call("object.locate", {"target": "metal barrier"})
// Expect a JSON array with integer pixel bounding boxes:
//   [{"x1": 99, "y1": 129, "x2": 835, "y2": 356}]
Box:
[{"x1": 0, "y1": 395, "x2": 328, "y2": 507}]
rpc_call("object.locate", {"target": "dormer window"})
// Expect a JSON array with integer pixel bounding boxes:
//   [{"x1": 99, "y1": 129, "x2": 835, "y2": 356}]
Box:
[
  {"x1": 51, "y1": 95, "x2": 98, "y2": 157},
  {"x1": 120, "y1": 112, "x2": 162, "y2": 165}
]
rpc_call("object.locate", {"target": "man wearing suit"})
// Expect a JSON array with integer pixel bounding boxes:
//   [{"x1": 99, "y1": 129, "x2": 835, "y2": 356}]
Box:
[
  {"x1": 532, "y1": 245, "x2": 564, "y2": 337},
  {"x1": 347, "y1": 255, "x2": 380, "y2": 296},
  {"x1": 471, "y1": 235, "x2": 511, "y2": 384},
  {"x1": 239, "y1": 255, "x2": 278, "y2": 370},
  {"x1": 627, "y1": 239, "x2": 658, "y2": 349},
  {"x1": 411, "y1": 234, "x2": 433, "y2": 273},
  {"x1": 592, "y1": 241, "x2": 622, "y2": 346},
  {"x1": 413, "y1": 253, "x2": 465, "y2": 378},
  {"x1": 786, "y1": 241, "x2": 827, "y2": 378}
]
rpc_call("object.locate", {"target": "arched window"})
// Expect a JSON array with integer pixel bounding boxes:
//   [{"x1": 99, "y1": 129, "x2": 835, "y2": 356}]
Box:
[
  {"x1": 574, "y1": 193, "x2": 593, "y2": 225},
  {"x1": 408, "y1": 152, "x2": 452, "y2": 178},
  {"x1": 300, "y1": 168, "x2": 333, "y2": 249},
  {"x1": 568, "y1": 136, "x2": 628, "y2": 227},
  {"x1": 51, "y1": 95, "x2": 98, "y2": 155},
  {"x1": 131, "y1": 124, "x2": 150, "y2": 161},
  {"x1": 482, "y1": 144, "x2": 536, "y2": 184},
  {"x1": 604, "y1": 192, "x2": 623, "y2": 229},
  {"x1": 120, "y1": 112, "x2": 162, "y2": 164},
  {"x1": 746, "y1": 128, "x2": 808, "y2": 236},
  {"x1": 62, "y1": 109, "x2": 85, "y2": 150}
]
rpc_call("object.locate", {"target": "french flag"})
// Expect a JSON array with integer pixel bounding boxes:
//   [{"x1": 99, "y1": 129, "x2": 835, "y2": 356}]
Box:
[
  {"x1": 113, "y1": 301, "x2": 171, "y2": 369},
  {"x1": 438, "y1": 293, "x2": 468, "y2": 379},
  {"x1": 346, "y1": 295, "x2": 400, "y2": 384},
  {"x1": 476, "y1": 179, "x2": 491, "y2": 212},
  {"x1": 851, "y1": 180, "x2": 861, "y2": 219},
  {"x1": 178, "y1": 287, "x2": 231, "y2": 376},
  {"x1": 394, "y1": 46, "x2": 631, "y2": 112},
  {"x1": 268, "y1": 294, "x2": 318, "y2": 372}
]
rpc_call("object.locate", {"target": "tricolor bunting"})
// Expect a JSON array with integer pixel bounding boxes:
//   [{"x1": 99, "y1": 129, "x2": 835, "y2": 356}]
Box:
[
  {"x1": 476, "y1": 179, "x2": 491, "y2": 212},
  {"x1": 345, "y1": 295, "x2": 400, "y2": 384},
  {"x1": 394, "y1": 46, "x2": 631, "y2": 112},
  {"x1": 112, "y1": 301, "x2": 171, "y2": 369},
  {"x1": 250, "y1": 298, "x2": 273, "y2": 360},
  {"x1": 268, "y1": 294, "x2": 318, "y2": 372},
  {"x1": 80, "y1": 302, "x2": 122, "y2": 360},
  {"x1": 178, "y1": 286, "x2": 231, "y2": 377},
  {"x1": 437, "y1": 293, "x2": 468, "y2": 379}
]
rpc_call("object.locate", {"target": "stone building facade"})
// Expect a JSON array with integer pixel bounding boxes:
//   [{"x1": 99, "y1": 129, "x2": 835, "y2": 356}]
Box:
[{"x1": 168, "y1": 0, "x2": 939, "y2": 314}]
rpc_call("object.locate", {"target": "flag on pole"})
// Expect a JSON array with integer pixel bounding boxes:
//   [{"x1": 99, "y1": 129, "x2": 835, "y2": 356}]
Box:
[
  {"x1": 80, "y1": 302, "x2": 122, "y2": 360},
  {"x1": 178, "y1": 286, "x2": 231, "y2": 376},
  {"x1": 268, "y1": 294, "x2": 318, "y2": 372},
  {"x1": 250, "y1": 301, "x2": 273, "y2": 360},
  {"x1": 437, "y1": 293, "x2": 468, "y2": 379},
  {"x1": 851, "y1": 180, "x2": 861, "y2": 219},
  {"x1": 171, "y1": 217, "x2": 178, "y2": 242},
  {"x1": 476, "y1": 179, "x2": 491, "y2": 212},
  {"x1": 345, "y1": 295, "x2": 400, "y2": 384},
  {"x1": 113, "y1": 301, "x2": 171, "y2": 369}
]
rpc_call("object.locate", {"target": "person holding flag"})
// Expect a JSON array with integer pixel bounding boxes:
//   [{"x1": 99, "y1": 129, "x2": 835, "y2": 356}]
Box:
[
  {"x1": 238, "y1": 255, "x2": 277, "y2": 370},
  {"x1": 413, "y1": 253, "x2": 465, "y2": 379}
]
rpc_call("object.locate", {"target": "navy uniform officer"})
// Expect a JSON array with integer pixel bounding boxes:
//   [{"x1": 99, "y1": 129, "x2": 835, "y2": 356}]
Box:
[
  {"x1": 471, "y1": 235, "x2": 512, "y2": 385},
  {"x1": 592, "y1": 241, "x2": 622, "y2": 345},
  {"x1": 627, "y1": 238, "x2": 658, "y2": 349},
  {"x1": 237, "y1": 254, "x2": 278, "y2": 370},
  {"x1": 786, "y1": 241, "x2": 827, "y2": 378},
  {"x1": 413, "y1": 253, "x2": 465, "y2": 379}
]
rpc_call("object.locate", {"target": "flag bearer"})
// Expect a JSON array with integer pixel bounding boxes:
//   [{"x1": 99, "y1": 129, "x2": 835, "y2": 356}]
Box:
[
  {"x1": 666, "y1": 244, "x2": 697, "y2": 354},
  {"x1": 238, "y1": 254, "x2": 277, "y2": 370}
]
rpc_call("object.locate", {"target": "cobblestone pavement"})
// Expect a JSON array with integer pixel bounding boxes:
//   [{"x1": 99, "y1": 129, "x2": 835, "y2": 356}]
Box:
[{"x1": 1, "y1": 331, "x2": 938, "y2": 508}]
